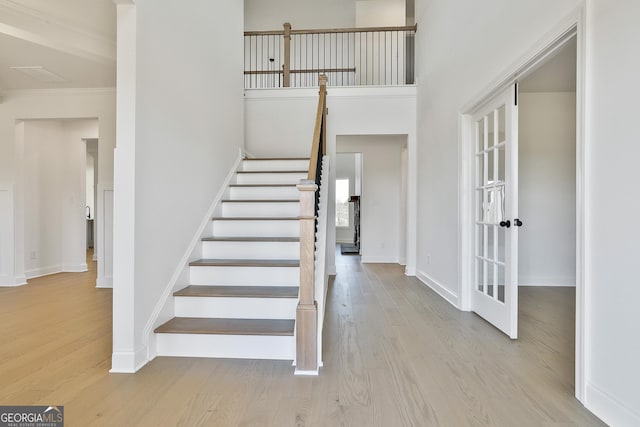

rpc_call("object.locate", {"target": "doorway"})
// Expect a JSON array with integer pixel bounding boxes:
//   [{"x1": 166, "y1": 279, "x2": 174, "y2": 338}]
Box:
[
  {"x1": 336, "y1": 135, "x2": 408, "y2": 265},
  {"x1": 460, "y1": 23, "x2": 584, "y2": 399},
  {"x1": 335, "y1": 152, "x2": 362, "y2": 255},
  {"x1": 17, "y1": 119, "x2": 99, "y2": 279},
  {"x1": 85, "y1": 138, "x2": 99, "y2": 262}
]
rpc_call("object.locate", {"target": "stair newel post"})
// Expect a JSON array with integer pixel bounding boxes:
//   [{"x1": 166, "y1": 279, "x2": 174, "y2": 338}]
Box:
[
  {"x1": 296, "y1": 180, "x2": 318, "y2": 373},
  {"x1": 283, "y1": 22, "x2": 292, "y2": 88}
]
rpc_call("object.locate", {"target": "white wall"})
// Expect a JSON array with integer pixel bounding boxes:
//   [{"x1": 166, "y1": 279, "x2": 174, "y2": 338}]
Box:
[
  {"x1": 355, "y1": 0, "x2": 405, "y2": 27},
  {"x1": 245, "y1": 85, "x2": 417, "y2": 274},
  {"x1": 22, "y1": 119, "x2": 98, "y2": 278},
  {"x1": 415, "y1": 0, "x2": 640, "y2": 424},
  {"x1": 399, "y1": 146, "x2": 408, "y2": 264},
  {"x1": 244, "y1": 0, "x2": 355, "y2": 31},
  {"x1": 86, "y1": 152, "x2": 95, "y2": 220},
  {"x1": 518, "y1": 92, "x2": 576, "y2": 286},
  {"x1": 586, "y1": 1, "x2": 640, "y2": 424},
  {"x1": 0, "y1": 88, "x2": 115, "y2": 287},
  {"x1": 112, "y1": 0, "x2": 245, "y2": 372},
  {"x1": 338, "y1": 135, "x2": 405, "y2": 263},
  {"x1": 23, "y1": 121, "x2": 64, "y2": 277},
  {"x1": 335, "y1": 153, "x2": 357, "y2": 244},
  {"x1": 245, "y1": 89, "x2": 317, "y2": 156}
]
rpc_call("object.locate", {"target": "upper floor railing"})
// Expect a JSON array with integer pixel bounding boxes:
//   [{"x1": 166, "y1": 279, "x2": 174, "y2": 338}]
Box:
[{"x1": 244, "y1": 23, "x2": 417, "y2": 89}]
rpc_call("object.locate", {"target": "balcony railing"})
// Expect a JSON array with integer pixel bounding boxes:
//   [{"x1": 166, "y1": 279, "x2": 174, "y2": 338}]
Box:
[{"x1": 244, "y1": 23, "x2": 417, "y2": 89}]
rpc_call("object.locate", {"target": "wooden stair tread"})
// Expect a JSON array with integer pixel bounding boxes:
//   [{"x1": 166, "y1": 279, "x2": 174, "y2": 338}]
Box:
[
  {"x1": 212, "y1": 217, "x2": 298, "y2": 221},
  {"x1": 189, "y1": 259, "x2": 300, "y2": 267},
  {"x1": 221, "y1": 199, "x2": 299, "y2": 203},
  {"x1": 202, "y1": 236, "x2": 299, "y2": 242},
  {"x1": 236, "y1": 170, "x2": 308, "y2": 174},
  {"x1": 174, "y1": 285, "x2": 299, "y2": 298},
  {"x1": 243, "y1": 157, "x2": 309, "y2": 161},
  {"x1": 154, "y1": 317, "x2": 295, "y2": 336},
  {"x1": 229, "y1": 184, "x2": 297, "y2": 187}
]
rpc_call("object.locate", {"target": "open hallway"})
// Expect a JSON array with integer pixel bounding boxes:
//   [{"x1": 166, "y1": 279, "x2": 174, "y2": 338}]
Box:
[{"x1": 0, "y1": 250, "x2": 602, "y2": 426}]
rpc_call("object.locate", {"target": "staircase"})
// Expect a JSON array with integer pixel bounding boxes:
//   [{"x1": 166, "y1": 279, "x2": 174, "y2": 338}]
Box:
[{"x1": 154, "y1": 157, "x2": 309, "y2": 360}]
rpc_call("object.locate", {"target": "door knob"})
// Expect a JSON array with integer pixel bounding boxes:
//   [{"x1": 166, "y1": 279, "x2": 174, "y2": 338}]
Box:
[
  {"x1": 514, "y1": 218, "x2": 523, "y2": 227},
  {"x1": 499, "y1": 220, "x2": 511, "y2": 228}
]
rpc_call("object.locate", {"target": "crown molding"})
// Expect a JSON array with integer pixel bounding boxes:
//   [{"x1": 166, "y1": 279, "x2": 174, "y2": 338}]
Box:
[{"x1": 0, "y1": 0, "x2": 116, "y2": 64}]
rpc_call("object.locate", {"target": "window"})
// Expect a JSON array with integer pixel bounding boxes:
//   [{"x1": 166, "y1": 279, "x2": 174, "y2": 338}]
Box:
[{"x1": 335, "y1": 178, "x2": 350, "y2": 227}]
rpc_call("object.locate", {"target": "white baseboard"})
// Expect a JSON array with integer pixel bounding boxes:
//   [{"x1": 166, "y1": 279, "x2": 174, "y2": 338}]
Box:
[
  {"x1": 294, "y1": 368, "x2": 319, "y2": 376},
  {"x1": 26, "y1": 266, "x2": 62, "y2": 279},
  {"x1": 361, "y1": 256, "x2": 398, "y2": 263},
  {"x1": 404, "y1": 265, "x2": 416, "y2": 276},
  {"x1": 110, "y1": 346, "x2": 149, "y2": 373},
  {"x1": 63, "y1": 263, "x2": 88, "y2": 273},
  {"x1": 0, "y1": 274, "x2": 27, "y2": 287},
  {"x1": 92, "y1": 253, "x2": 98, "y2": 261},
  {"x1": 519, "y1": 282, "x2": 576, "y2": 287},
  {"x1": 416, "y1": 270, "x2": 459, "y2": 308},
  {"x1": 586, "y1": 382, "x2": 640, "y2": 427},
  {"x1": 96, "y1": 275, "x2": 113, "y2": 288}
]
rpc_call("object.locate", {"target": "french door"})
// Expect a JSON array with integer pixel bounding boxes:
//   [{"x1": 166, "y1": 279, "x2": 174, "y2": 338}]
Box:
[{"x1": 471, "y1": 84, "x2": 519, "y2": 339}]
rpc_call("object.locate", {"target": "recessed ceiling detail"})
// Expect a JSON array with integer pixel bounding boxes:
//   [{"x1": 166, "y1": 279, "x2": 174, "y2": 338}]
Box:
[{"x1": 10, "y1": 66, "x2": 67, "y2": 83}]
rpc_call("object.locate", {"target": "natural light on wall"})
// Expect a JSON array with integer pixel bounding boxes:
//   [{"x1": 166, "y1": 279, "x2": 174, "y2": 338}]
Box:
[{"x1": 336, "y1": 178, "x2": 350, "y2": 227}]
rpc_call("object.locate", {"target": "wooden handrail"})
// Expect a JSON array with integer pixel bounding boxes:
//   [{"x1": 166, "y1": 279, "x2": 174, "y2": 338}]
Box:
[
  {"x1": 307, "y1": 75, "x2": 327, "y2": 180},
  {"x1": 244, "y1": 24, "x2": 417, "y2": 37},
  {"x1": 292, "y1": 24, "x2": 417, "y2": 35},
  {"x1": 244, "y1": 67, "x2": 355, "y2": 76}
]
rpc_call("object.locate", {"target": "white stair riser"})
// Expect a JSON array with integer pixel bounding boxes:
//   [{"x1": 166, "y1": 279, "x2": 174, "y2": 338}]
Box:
[
  {"x1": 202, "y1": 241, "x2": 300, "y2": 260},
  {"x1": 229, "y1": 186, "x2": 300, "y2": 200},
  {"x1": 190, "y1": 266, "x2": 299, "y2": 286},
  {"x1": 221, "y1": 202, "x2": 299, "y2": 218},
  {"x1": 175, "y1": 297, "x2": 297, "y2": 319},
  {"x1": 236, "y1": 172, "x2": 307, "y2": 185},
  {"x1": 212, "y1": 220, "x2": 299, "y2": 238},
  {"x1": 241, "y1": 159, "x2": 309, "y2": 172},
  {"x1": 156, "y1": 333, "x2": 295, "y2": 360}
]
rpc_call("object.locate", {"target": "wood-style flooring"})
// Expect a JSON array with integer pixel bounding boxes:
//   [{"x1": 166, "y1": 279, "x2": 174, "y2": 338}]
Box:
[{"x1": 0, "y1": 250, "x2": 604, "y2": 426}]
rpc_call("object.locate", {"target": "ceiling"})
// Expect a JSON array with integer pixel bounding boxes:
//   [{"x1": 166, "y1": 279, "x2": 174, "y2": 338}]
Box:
[
  {"x1": 519, "y1": 37, "x2": 577, "y2": 93},
  {"x1": 0, "y1": 0, "x2": 116, "y2": 92}
]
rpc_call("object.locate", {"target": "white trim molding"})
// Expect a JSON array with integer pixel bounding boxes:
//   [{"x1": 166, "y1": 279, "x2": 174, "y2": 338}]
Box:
[
  {"x1": 416, "y1": 270, "x2": 459, "y2": 308},
  {"x1": 62, "y1": 264, "x2": 88, "y2": 273},
  {"x1": 96, "y1": 276, "x2": 113, "y2": 289},
  {"x1": 361, "y1": 256, "x2": 399, "y2": 264},
  {"x1": 26, "y1": 266, "x2": 62, "y2": 279},
  {"x1": 457, "y1": 4, "x2": 588, "y2": 404},
  {"x1": 110, "y1": 347, "x2": 148, "y2": 374},
  {"x1": 586, "y1": 382, "x2": 640, "y2": 427}
]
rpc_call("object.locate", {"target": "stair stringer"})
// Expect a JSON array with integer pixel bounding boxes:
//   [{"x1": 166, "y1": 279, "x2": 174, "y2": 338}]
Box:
[{"x1": 143, "y1": 149, "x2": 244, "y2": 362}]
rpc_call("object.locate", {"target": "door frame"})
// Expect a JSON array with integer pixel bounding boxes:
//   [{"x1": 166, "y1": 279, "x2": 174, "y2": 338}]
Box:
[{"x1": 457, "y1": 6, "x2": 587, "y2": 403}]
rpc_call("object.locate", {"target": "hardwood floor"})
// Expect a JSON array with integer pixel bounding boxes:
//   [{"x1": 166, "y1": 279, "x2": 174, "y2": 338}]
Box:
[{"x1": 0, "y1": 250, "x2": 604, "y2": 426}]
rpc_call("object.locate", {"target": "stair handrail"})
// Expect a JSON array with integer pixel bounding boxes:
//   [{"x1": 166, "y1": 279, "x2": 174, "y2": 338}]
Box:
[{"x1": 295, "y1": 75, "x2": 327, "y2": 374}]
